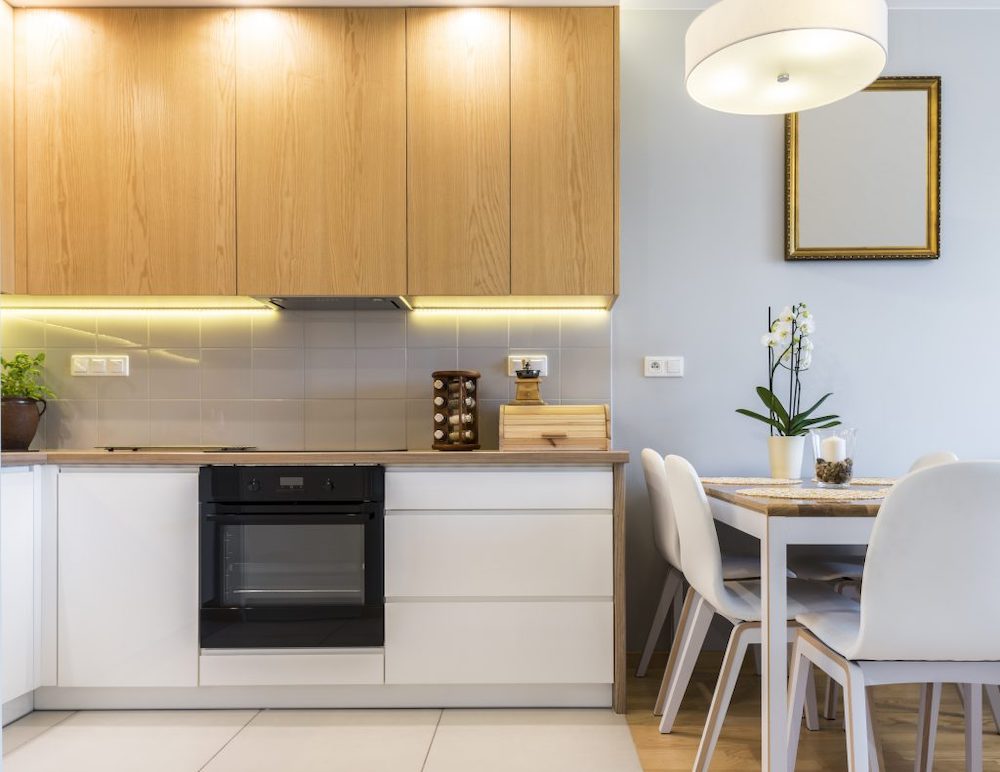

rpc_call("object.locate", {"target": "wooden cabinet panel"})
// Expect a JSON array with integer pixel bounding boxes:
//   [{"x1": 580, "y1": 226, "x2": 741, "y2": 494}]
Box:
[
  {"x1": 406, "y1": 8, "x2": 510, "y2": 296},
  {"x1": 19, "y1": 9, "x2": 235, "y2": 295},
  {"x1": 511, "y1": 8, "x2": 615, "y2": 296},
  {"x1": 0, "y1": 1, "x2": 13, "y2": 291},
  {"x1": 236, "y1": 9, "x2": 405, "y2": 296}
]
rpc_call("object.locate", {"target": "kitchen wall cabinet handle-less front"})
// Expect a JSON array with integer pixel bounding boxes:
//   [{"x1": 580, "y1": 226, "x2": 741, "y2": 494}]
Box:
[
  {"x1": 15, "y1": 9, "x2": 236, "y2": 296},
  {"x1": 56, "y1": 469, "x2": 199, "y2": 688}
]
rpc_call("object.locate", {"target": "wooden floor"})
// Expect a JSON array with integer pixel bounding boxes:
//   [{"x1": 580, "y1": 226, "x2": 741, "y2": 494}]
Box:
[{"x1": 626, "y1": 651, "x2": 1000, "y2": 771}]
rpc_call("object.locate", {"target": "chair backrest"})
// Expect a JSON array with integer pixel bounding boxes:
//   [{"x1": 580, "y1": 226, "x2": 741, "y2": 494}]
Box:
[
  {"x1": 909, "y1": 450, "x2": 959, "y2": 472},
  {"x1": 851, "y1": 461, "x2": 1000, "y2": 661},
  {"x1": 641, "y1": 449, "x2": 682, "y2": 568},
  {"x1": 663, "y1": 455, "x2": 729, "y2": 611}
]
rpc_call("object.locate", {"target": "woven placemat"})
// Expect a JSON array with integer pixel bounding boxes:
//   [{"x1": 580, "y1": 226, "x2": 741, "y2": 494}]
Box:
[
  {"x1": 847, "y1": 477, "x2": 896, "y2": 486},
  {"x1": 701, "y1": 477, "x2": 799, "y2": 486},
  {"x1": 736, "y1": 486, "x2": 890, "y2": 501}
]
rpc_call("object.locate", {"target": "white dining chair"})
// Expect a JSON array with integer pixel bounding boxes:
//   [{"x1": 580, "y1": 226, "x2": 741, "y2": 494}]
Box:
[
  {"x1": 636, "y1": 449, "x2": 761, "y2": 678},
  {"x1": 818, "y1": 448, "x2": 961, "y2": 721},
  {"x1": 657, "y1": 455, "x2": 859, "y2": 770},
  {"x1": 787, "y1": 461, "x2": 1000, "y2": 772}
]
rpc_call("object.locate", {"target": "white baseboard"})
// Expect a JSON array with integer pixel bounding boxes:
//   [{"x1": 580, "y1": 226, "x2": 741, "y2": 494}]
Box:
[
  {"x1": 3, "y1": 692, "x2": 35, "y2": 726},
  {"x1": 33, "y1": 683, "x2": 612, "y2": 711}
]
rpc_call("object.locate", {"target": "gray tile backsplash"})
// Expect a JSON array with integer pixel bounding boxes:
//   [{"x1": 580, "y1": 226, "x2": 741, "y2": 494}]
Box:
[{"x1": 1, "y1": 309, "x2": 612, "y2": 450}]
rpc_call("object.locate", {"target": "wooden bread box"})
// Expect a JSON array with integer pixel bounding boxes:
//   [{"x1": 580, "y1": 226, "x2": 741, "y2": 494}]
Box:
[{"x1": 499, "y1": 404, "x2": 610, "y2": 451}]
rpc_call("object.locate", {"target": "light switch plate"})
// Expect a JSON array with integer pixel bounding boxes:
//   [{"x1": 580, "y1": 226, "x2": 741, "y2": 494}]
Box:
[
  {"x1": 644, "y1": 356, "x2": 684, "y2": 377},
  {"x1": 507, "y1": 355, "x2": 549, "y2": 377},
  {"x1": 71, "y1": 354, "x2": 130, "y2": 377}
]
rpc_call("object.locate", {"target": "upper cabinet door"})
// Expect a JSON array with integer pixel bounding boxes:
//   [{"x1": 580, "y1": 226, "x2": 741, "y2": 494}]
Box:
[
  {"x1": 511, "y1": 8, "x2": 616, "y2": 296},
  {"x1": 19, "y1": 9, "x2": 236, "y2": 295},
  {"x1": 236, "y1": 9, "x2": 406, "y2": 297},
  {"x1": 407, "y1": 8, "x2": 511, "y2": 296}
]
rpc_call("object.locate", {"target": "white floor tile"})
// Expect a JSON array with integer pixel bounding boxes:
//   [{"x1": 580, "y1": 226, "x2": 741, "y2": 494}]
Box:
[
  {"x1": 202, "y1": 709, "x2": 441, "y2": 772},
  {"x1": 3, "y1": 711, "x2": 75, "y2": 755},
  {"x1": 423, "y1": 709, "x2": 643, "y2": 772},
  {"x1": 3, "y1": 710, "x2": 255, "y2": 772}
]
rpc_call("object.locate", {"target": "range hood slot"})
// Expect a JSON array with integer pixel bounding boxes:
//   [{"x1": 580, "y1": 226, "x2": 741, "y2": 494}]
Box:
[{"x1": 264, "y1": 297, "x2": 410, "y2": 311}]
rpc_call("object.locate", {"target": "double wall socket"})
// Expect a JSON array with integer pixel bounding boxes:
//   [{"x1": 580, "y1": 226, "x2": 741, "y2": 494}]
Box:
[
  {"x1": 71, "y1": 354, "x2": 130, "y2": 377},
  {"x1": 507, "y1": 355, "x2": 549, "y2": 377},
  {"x1": 644, "y1": 356, "x2": 684, "y2": 377}
]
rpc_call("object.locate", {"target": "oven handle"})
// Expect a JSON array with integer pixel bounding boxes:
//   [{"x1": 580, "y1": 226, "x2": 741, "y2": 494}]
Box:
[{"x1": 203, "y1": 512, "x2": 374, "y2": 525}]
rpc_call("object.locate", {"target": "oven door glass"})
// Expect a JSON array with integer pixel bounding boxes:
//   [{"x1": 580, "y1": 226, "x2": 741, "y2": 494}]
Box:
[{"x1": 221, "y1": 523, "x2": 364, "y2": 608}]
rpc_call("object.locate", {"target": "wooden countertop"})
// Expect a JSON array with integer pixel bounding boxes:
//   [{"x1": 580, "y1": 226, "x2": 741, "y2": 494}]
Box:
[
  {"x1": 2, "y1": 449, "x2": 629, "y2": 467},
  {"x1": 703, "y1": 482, "x2": 884, "y2": 517}
]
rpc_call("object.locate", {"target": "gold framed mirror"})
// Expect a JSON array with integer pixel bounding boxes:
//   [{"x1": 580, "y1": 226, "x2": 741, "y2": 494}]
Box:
[{"x1": 785, "y1": 76, "x2": 941, "y2": 261}]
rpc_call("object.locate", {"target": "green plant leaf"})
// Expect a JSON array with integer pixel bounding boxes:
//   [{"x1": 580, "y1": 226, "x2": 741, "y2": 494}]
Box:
[
  {"x1": 794, "y1": 392, "x2": 833, "y2": 423},
  {"x1": 735, "y1": 408, "x2": 785, "y2": 433},
  {"x1": 789, "y1": 414, "x2": 841, "y2": 433},
  {"x1": 812, "y1": 421, "x2": 842, "y2": 429},
  {"x1": 755, "y1": 387, "x2": 790, "y2": 428}
]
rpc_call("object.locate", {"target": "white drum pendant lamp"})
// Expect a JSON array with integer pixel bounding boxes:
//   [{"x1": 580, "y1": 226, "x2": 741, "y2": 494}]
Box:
[{"x1": 685, "y1": 0, "x2": 888, "y2": 115}]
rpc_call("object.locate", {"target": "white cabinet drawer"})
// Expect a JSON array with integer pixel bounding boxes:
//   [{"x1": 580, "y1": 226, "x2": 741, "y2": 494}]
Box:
[
  {"x1": 199, "y1": 650, "x2": 384, "y2": 686},
  {"x1": 386, "y1": 512, "x2": 612, "y2": 598},
  {"x1": 385, "y1": 600, "x2": 612, "y2": 684},
  {"x1": 385, "y1": 468, "x2": 613, "y2": 511}
]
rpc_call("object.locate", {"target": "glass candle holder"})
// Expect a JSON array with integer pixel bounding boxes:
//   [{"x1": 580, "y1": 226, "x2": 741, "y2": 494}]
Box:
[{"x1": 811, "y1": 427, "x2": 856, "y2": 487}]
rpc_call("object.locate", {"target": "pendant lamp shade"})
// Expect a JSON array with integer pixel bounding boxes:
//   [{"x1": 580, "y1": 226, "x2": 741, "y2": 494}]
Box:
[{"x1": 685, "y1": 0, "x2": 888, "y2": 115}]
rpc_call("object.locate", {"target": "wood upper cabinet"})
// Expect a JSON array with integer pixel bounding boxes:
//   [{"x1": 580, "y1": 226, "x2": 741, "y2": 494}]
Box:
[
  {"x1": 511, "y1": 8, "x2": 616, "y2": 297},
  {"x1": 406, "y1": 8, "x2": 511, "y2": 296},
  {"x1": 1, "y1": 1, "x2": 13, "y2": 292},
  {"x1": 235, "y1": 9, "x2": 406, "y2": 297},
  {"x1": 17, "y1": 9, "x2": 236, "y2": 295}
]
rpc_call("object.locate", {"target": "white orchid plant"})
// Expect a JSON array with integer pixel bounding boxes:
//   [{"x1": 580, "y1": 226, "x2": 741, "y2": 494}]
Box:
[{"x1": 736, "y1": 302, "x2": 841, "y2": 437}]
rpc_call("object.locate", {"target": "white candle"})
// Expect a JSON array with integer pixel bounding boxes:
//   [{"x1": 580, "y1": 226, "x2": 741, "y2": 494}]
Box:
[{"x1": 820, "y1": 436, "x2": 847, "y2": 462}]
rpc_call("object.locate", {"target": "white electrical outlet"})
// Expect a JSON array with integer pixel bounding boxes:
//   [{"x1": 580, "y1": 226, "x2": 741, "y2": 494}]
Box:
[
  {"x1": 507, "y1": 355, "x2": 549, "y2": 377},
  {"x1": 71, "y1": 354, "x2": 130, "y2": 377},
  {"x1": 644, "y1": 356, "x2": 684, "y2": 378}
]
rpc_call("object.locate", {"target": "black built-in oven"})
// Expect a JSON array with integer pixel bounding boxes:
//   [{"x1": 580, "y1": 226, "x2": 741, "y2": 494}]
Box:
[{"x1": 199, "y1": 465, "x2": 384, "y2": 649}]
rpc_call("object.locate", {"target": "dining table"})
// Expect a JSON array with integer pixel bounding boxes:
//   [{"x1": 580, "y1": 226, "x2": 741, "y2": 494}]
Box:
[{"x1": 701, "y1": 480, "x2": 886, "y2": 772}]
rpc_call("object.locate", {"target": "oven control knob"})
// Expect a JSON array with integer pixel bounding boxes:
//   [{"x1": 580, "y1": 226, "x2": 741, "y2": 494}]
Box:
[
  {"x1": 247, "y1": 477, "x2": 261, "y2": 492},
  {"x1": 324, "y1": 478, "x2": 335, "y2": 490}
]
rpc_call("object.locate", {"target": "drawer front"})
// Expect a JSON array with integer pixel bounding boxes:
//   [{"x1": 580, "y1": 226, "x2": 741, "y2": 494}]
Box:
[
  {"x1": 386, "y1": 512, "x2": 612, "y2": 598},
  {"x1": 199, "y1": 650, "x2": 384, "y2": 686},
  {"x1": 385, "y1": 468, "x2": 613, "y2": 510},
  {"x1": 384, "y1": 601, "x2": 612, "y2": 684}
]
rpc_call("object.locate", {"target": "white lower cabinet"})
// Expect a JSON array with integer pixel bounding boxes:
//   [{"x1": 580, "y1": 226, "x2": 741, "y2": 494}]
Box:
[
  {"x1": 199, "y1": 650, "x2": 384, "y2": 686},
  {"x1": 385, "y1": 601, "x2": 613, "y2": 684},
  {"x1": 57, "y1": 469, "x2": 199, "y2": 688},
  {"x1": 1, "y1": 468, "x2": 37, "y2": 703},
  {"x1": 383, "y1": 466, "x2": 615, "y2": 690}
]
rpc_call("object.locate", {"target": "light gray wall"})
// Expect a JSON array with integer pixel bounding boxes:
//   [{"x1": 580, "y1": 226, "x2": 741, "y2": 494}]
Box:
[{"x1": 616, "y1": 9, "x2": 1000, "y2": 646}]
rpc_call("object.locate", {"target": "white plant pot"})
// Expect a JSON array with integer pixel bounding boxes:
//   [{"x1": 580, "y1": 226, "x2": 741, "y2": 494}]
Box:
[{"x1": 768, "y1": 435, "x2": 805, "y2": 479}]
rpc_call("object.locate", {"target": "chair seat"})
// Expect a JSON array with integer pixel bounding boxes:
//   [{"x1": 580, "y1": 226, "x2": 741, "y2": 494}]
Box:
[
  {"x1": 719, "y1": 579, "x2": 860, "y2": 622},
  {"x1": 720, "y1": 554, "x2": 762, "y2": 580},
  {"x1": 789, "y1": 556, "x2": 865, "y2": 582},
  {"x1": 795, "y1": 610, "x2": 861, "y2": 657}
]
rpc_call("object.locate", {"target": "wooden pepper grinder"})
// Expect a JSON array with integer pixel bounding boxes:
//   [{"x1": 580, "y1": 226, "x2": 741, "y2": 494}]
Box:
[{"x1": 512, "y1": 358, "x2": 545, "y2": 406}]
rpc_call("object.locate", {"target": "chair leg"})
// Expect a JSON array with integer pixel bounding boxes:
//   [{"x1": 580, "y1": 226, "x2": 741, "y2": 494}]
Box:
[
  {"x1": 658, "y1": 592, "x2": 715, "y2": 732},
  {"x1": 984, "y1": 684, "x2": 1000, "y2": 735},
  {"x1": 805, "y1": 666, "x2": 820, "y2": 731},
  {"x1": 844, "y1": 663, "x2": 871, "y2": 772},
  {"x1": 752, "y1": 643, "x2": 762, "y2": 676},
  {"x1": 824, "y1": 676, "x2": 841, "y2": 720},
  {"x1": 964, "y1": 683, "x2": 983, "y2": 772},
  {"x1": 654, "y1": 585, "x2": 696, "y2": 715},
  {"x1": 636, "y1": 569, "x2": 682, "y2": 677},
  {"x1": 915, "y1": 683, "x2": 941, "y2": 772},
  {"x1": 955, "y1": 682, "x2": 967, "y2": 711},
  {"x1": 693, "y1": 621, "x2": 754, "y2": 771},
  {"x1": 671, "y1": 582, "x2": 685, "y2": 640},
  {"x1": 866, "y1": 687, "x2": 886, "y2": 772},
  {"x1": 787, "y1": 636, "x2": 812, "y2": 771}
]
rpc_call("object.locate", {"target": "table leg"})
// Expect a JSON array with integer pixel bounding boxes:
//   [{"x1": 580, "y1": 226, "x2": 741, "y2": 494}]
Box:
[{"x1": 762, "y1": 519, "x2": 789, "y2": 772}]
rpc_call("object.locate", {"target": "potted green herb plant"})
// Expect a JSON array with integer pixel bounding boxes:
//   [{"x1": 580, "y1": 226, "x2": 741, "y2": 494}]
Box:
[
  {"x1": 736, "y1": 303, "x2": 840, "y2": 478},
  {"x1": 1, "y1": 353, "x2": 54, "y2": 450}
]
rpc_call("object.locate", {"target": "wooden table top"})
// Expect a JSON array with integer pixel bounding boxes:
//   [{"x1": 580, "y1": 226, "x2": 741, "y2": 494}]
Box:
[{"x1": 703, "y1": 482, "x2": 884, "y2": 517}]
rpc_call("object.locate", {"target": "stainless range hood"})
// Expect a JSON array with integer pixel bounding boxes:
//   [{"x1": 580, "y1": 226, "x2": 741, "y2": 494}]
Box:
[{"x1": 264, "y1": 296, "x2": 411, "y2": 311}]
